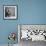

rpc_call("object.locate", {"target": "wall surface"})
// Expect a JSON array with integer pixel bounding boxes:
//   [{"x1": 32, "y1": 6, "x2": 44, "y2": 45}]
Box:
[
  {"x1": 0, "y1": 0, "x2": 46, "y2": 45},
  {"x1": 0, "y1": 0, "x2": 19, "y2": 44}
]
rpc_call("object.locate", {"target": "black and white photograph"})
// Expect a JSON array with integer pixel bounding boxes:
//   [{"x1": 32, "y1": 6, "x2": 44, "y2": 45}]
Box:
[
  {"x1": 18, "y1": 25, "x2": 46, "y2": 41},
  {"x1": 4, "y1": 5, "x2": 17, "y2": 19}
]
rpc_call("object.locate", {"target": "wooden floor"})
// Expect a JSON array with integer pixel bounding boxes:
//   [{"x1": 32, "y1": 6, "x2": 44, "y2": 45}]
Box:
[
  {"x1": 0, "y1": 40, "x2": 46, "y2": 46},
  {"x1": 19, "y1": 39, "x2": 46, "y2": 46}
]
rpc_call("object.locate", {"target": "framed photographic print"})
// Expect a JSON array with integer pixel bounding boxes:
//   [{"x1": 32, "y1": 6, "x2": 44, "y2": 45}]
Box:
[
  {"x1": 18, "y1": 24, "x2": 46, "y2": 41},
  {"x1": 4, "y1": 5, "x2": 17, "y2": 19}
]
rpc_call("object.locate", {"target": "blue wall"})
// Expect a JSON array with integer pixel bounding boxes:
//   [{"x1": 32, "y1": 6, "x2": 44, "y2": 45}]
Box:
[
  {"x1": 0, "y1": 0, "x2": 46, "y2": 44},
  {"x1": 20, "y1": 0, "x2": 46, "y2": 24}
]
